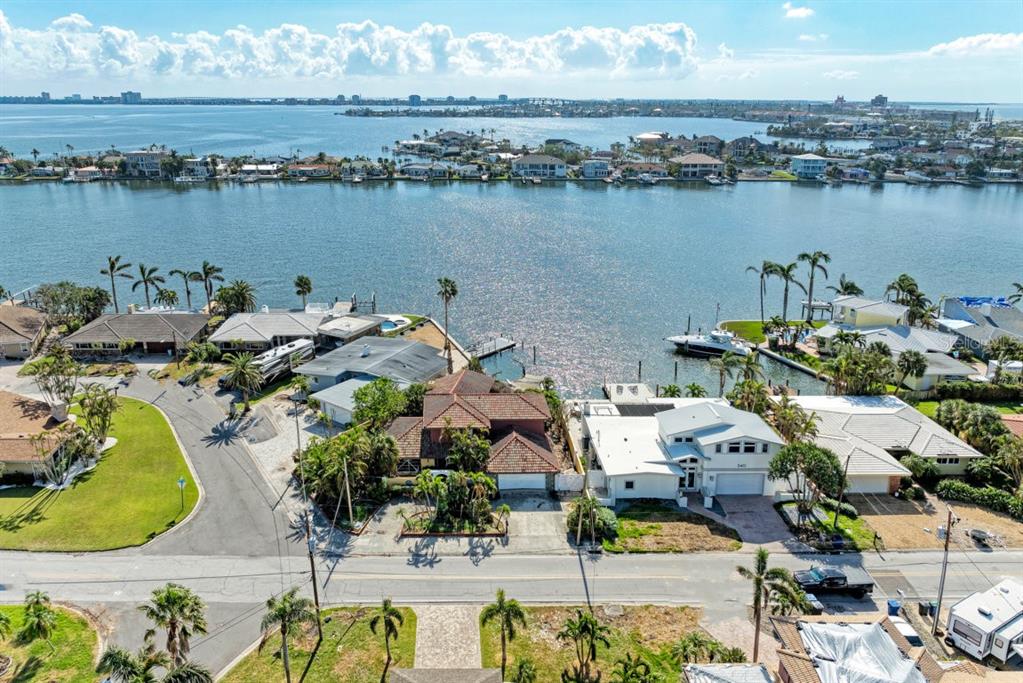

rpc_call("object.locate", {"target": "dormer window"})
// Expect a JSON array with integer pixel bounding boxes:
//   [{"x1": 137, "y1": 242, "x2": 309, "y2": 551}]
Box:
[{"x1": 743, "y1": 442, "x2": 756, "y2": 453}]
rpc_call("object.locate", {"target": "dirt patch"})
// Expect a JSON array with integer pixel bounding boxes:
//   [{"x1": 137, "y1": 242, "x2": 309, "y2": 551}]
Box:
[
  {"x1": 850, "y1": 493, "x2": 1023, "y2": 550},
  {"x1": 607, "y1": 503, "x2": 742, "y2": 552}
]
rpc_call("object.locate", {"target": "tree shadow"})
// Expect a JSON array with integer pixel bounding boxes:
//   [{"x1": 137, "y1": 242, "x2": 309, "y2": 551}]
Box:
[
  {"x1": 11, "y1": 655, "x2": 43, "y2": 683},
  {"x1": 406, "y1": 537, "x2": 441, "y2": 568},
  {"x1": 0, "y1": 488, "x2": 61, "y2": 532},
  {"x1": 465, "y1": 536, "x2": 495, "y2": 566},
  {"x1": 201, "y1": 419, "x2": 243, "y2": 447}
]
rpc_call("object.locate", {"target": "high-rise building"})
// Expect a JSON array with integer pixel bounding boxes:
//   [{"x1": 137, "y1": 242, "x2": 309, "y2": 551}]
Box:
[
  {"x1": 408, "y1": 94, "x2": 422, "y2": 106},
  {"x1": 40, "y1": 91, "x2": 50, "y2": 101},
  {"x1": 870, "y1": 94, "x2": 888, "y2": 107},
  {"x1": 498, "y1": 94, "x2": 508, "y2": 103},
  {"x1": 351, "y1": 94, "x2": 361, "y2": 104},
  {"x1": 120, "y1": 91, "x2": 142, "y2": 104}
]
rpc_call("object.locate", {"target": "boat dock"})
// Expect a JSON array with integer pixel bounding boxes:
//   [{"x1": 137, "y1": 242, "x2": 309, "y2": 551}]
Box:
[{"x1": 469, "y1": 336, "x2": 517, "y2": 359}]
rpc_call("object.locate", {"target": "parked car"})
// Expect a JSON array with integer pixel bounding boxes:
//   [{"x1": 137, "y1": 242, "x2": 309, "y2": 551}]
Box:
[{"x1": 793, "y1": 566, "x2": 874, "y2": 599}]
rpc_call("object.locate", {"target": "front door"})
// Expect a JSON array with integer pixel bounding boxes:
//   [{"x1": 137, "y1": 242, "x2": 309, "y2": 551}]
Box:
[{"x1": 678, "y1": 470, "x2": 698, "y2": 491}]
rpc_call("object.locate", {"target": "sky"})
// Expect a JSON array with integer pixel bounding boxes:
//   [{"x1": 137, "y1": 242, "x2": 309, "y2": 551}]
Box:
[{"x1": 1, "y1": 1, "x2": 1021, "y2": 102}]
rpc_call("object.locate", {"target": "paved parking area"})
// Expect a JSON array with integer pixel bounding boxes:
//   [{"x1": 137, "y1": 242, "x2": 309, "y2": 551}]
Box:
[
  {"x1": 716, "y1": 496, "x2": 810, "y2": 552},
  {"x1": 412, "y1": 604, "x2": 482, "y2": 669}
]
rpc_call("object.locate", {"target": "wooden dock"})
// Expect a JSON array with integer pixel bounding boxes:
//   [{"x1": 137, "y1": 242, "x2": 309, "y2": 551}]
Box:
[{"x1": 469, "y1": 337, "x2": 517, "y2": 359}]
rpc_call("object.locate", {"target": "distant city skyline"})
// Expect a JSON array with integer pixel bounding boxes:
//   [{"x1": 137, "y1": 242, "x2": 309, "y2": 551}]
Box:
[{"x1": 1, "y1": 1, "x2": 1021, "y2": 101}]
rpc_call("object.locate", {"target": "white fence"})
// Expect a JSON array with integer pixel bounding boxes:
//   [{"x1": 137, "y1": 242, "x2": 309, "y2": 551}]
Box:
[{"x1": 555, "y1": 473, "x2": 585, "y2": 492}]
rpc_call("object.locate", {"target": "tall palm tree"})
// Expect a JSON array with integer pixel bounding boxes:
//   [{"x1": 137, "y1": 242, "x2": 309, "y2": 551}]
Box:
[
  {"x1": 222, "y1": 352, "x2": 263, "y2": 412},
  {"x1": 797, "y1": 251, "x2": 830, "y2": 322},
  {"x1": 154, "y1": 288, "x2": 179, "y2": 308},
  {"x1": 138, "y1": 583, "x2": 208, "y2": 666},
  {"x1": 896, "y1": 350, "x2": 928, "y2": 387},
  {"x1": 294, "y1": 275, "x2": 313, "y2": 308},
  {"x1": 746, "y1": 261, "x2": 779, "y2": 325},
  {"x1": 709, "y1": 351, "x2": 742, "y2": 397},
  {"x1": 98, "y1": 641, "x2": 213, "y2": 683},
  {"x1": 369, "y1": 598, "x2": 404, "y2": 683},
  {"x1": 131, "y1": 263, "x2": 165, "y2": 309},
  {"x1": 30, "y1": 148, "x2": 40, "y2": 164},
  {"x1": 661, "y1": 384, "x2": 682, "y2": 398},
  {"x1": 736, "y1": 548, "x2": 797, "y2": 662},
  {"x1": 772, "y1": 262, "x2": 806, "y2": 322},
  {"x1": 739, "y1": 351, "x2": 764, "y2": 382},
  {"x1": 259, "y1": 587, "x2": 316, "y2": 683},
  {"x1": 685, "y1": 383, "x2": 708, "y2": 398},
  {"x1": 101, "y1": 255, "x2": 133, "y2": 313},
  {"x1": 826, "y1": 273, "x2": 863, "y2": 297},
  {"x1": 610, "y1": 652, "x2": 655, "y2": 683},
  {"x1": 437, "y1": 277, "x2": 458, "y2": 373},
  {"x1": 557, "y1": 609, "x2": 610, "y2": 679},
  {"x1": 169, "y1": 269, "x2": 200, "y2": 310},
  {"x1": 480, "y1": 589, "x2": 527, "y2": 680},
  {"x1": 198, "y1": 261, "x2": 224, "y2": 314},
  {"x1": 1008, "y1": 282, "x2": 1023, "y2": 305}
]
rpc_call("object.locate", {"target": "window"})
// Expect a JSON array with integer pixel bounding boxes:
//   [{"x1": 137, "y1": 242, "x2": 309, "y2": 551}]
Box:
[
  {"x1": 937, "y1": 457, "x2": 960, "y2": 465},
  {"x1": 743, "y1": 442, "x2": 756, "y2": 453},
  {"x1": 624, "y1": 481, "x2": 635, "y2": 490},
  {"x1": 951, "y1": 619, "x2": 983, "y2": 647},
  {"x1": 762, "y1": 443, "x2": 769, "y2": 453},
  {"x1": 674, "y1": 437, "x2": 685, "y2": 443},
  {"x1": 685, "y1": 436, "x2": 694, "y2": 443},
  {"x1": 728, "y1": 442, "x2": 741, "y2": 453},
  {"x1": 715, "y1": 444, "x2": 722, "y2": 453}
]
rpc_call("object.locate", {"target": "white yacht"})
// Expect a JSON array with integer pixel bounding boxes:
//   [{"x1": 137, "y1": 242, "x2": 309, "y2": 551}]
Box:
[
  {"x1": 705, "y1": 175, "x2": 724, "y2": 186},
  {"x1": 637, "y1": 173, "x2": 658, "y2": 185},
  {"x1": 665, "y1": 329, "x2": 751, "y2": 357}
]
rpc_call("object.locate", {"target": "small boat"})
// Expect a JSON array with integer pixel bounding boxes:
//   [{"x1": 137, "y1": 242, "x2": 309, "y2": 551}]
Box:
[
  {"x1": 814, "y1": 174, "x2": 829, "y2": 183},
  {"x1": 173, "y1": 175, "x2": 205, "y2": 183},
  {"x1": 240, "y1": 176, "x2": 257, "y2": 184},
  {"x1": 295, "y1": 177, "x2": 308, "y2": 183},
  {"x1": 705, "y1": 175, "x2": 724, "y2": 186},
  {"x1": 603, "y1": 176, "x2": 613, "y2": 184},
  {"x1": 638, "y1": 173, "x2": 658, "y2": 185},
  {"x1": 531, "y1": 177, "x2": 542, "y2": 185},
  {"x1": 665, "y1": 329, "x2": 751, "y2": 357},
  {"x1": 480, "y1": 174, "x2": 489, "y2": 182},
  {"x1": 352, "y1": 175, "x2": 364, "y2": 184}
]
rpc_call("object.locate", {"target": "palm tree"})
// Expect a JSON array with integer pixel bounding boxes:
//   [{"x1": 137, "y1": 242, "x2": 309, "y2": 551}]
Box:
[
  {"x1": 259, "y1": 587, "x2": 316, "y2": 683},
  {"x1": 610, "y1": 652, "x2": 655, "y2": 683},
  {"x1": 736, "y1": 548, "x2": 797, "y2": 662},
  {"x1": 294, "y1": 275, "x2": 313, "y2": 308},
  {"x1": 138, "y1": 582, "x2": 208, "y2": 666},
  {"x1": 896, "y1": 350, "x2": 928, "y2": 387},
  {"x1": 772, "y1": 262, "x2": 806, "y2": 322},
  {"x1": 661, "y1": 384, "x2": 682, "y2": 398},
  {"x1": 169, "y1": 269, "x2": 200, "y2": 310},
  {"x1": 480, "y1": 589, "x2": 527, "y2": 680},
  {"x1": 746, "y1": 261, "x2": 779, "y2": 325},
  {"x1": 198, "y1": 261, "x2": 224, "y2": 313},
  {"x1": 739, "y1": 351, "x2": 764, "y2": 382},
  {"x1": 1008, "y1": 282, "x2": 1023, "y2": 304},
  {"x1": 685, "y1": 383, "x2": 708, "y2": 398},
  {"x1": 798, "y1": 251, "x2": 830, "y2": 322},
  {"x1": 222, "y1": 352, "x2": 263, "y2": 412},
  {"x1": 131, "y1": 263, "x2": 165, "y2": 309},
  {"x1": 30, "y1": 148, "x2": 39, "y2": 164},
  {"x1": 671, "y1": 630, "x2": 719, "y2": 664},
  {"x1": 154, "y1": 288, "x2": 179, "y2": 308},
  {"x1": 98, "y1": 640, "x2": 213, "y2": 683},
  {"x1": 218, "y1": 279, "x2": 257, "y2": 315},
  {"x1": 437, "y1": 277, "x2": 459, "y2": 373},
  {"x1": 714, "y1": 647, "x2": 748, "y2": 663},
  {"x1": 826, "y1": 273, "x2": 863, "y2": 297},
  {"x1": 557, "y1": 609, "x2": 611, "y2": 679},
  {"x1": 19, "y1": 593, "x2": 57, "y2": 653},
  {"x1": 709, "y1": 351, "x2": 742, "y2": 397},
  {"x1": 512, "y1": 659, "x2": 538, "y2": 683},
  {"x1": 369, "y1": 598, "x2": 404, "y2": 683},
  {"x1": 101, "y1": 255, "x2": 133, "y2": 313}
]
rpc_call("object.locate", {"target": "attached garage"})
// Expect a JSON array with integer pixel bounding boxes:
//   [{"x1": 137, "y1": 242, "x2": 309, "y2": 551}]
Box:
[
  {"x1": 846, "y1": 474, "x2": 897, "y2": 494},
  {"x1": 498, "y1": 473, "x2": 547, "y2": 491},
  {"x1": 714, "y1": 472, "x2": 766, "y2": 496}
]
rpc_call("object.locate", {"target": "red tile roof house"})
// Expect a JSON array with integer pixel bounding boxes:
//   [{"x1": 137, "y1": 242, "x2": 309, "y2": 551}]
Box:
[{"x1": 387, "y1": 369, "x2": 567, "y2": 491}]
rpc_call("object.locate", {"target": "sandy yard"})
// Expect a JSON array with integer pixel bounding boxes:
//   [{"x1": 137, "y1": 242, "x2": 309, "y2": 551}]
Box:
[{"x1": 850, "y1": 493, "x2": 1023, "y2": 550}]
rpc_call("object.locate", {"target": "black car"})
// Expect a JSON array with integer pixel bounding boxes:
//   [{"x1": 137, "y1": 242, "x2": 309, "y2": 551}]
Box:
[{"x1": 793, "y1": 566, "x2": 874, "y2": 599}]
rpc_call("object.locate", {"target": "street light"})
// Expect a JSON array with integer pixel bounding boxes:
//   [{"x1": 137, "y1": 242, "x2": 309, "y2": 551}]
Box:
[{"x1": 177, "y1": 475, "x2": 186, "y2": 513}]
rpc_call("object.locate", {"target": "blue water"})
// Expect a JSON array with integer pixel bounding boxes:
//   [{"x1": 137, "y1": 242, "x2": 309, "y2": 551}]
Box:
[{"x1": 2, "y1": 179, "x2": 1019, "y2": 396}]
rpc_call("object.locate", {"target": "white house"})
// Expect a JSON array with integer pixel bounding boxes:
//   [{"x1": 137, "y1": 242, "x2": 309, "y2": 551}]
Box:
[
  {"x1": 287, "y1": 164, "x2": 332, "y2": 178},
  {"x1": 790, "y1": 153, "x2": 828, "y2": 179},
  {"x1": 581, "y1": 398, "x2": 784, "y2": 505},
  {"x1": 310, "y1": 376, "x2": 374, "y2": 427},
  {"x1": 544, "y1": 138, "x2": 582, "y2": 153},
  {"x1": 946, "y1": 579, "x2": 1023, "y2": 663},
  {"x1": 511, "y1": 154, "x2": 566, "y2": 178},
  {"x1": 581, "y1": 159, "x2": 610, "y2": 179},
  {"x1": 831, "y1": 296, "x2": 909, "y2": 327},
  {"x1": 125, "y1": 149, "x2": 169, "y2": 178},
  {"x1": 401, "y1": 162, "x2": 449, "y2": 178},
  {"x1": 183, "y1": 157, "x2": 225, "y2": 178},
  {"x1": 455, "y1": 163, "x2": 486, "y2": 178},
  {"x1": 670, "y1": 153, "x2": 725, "y2": 179},
  {"x1": 239, "y1": 164, "x2": 280, "y2": 178}
]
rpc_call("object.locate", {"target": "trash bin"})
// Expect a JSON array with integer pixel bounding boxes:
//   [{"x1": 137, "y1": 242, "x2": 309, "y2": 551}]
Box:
[
  {"x1": 887, "y1": 599, "x2": 901, "y2": 616},
  {"x1": 928, "y1": 601, "x2": 938, "y2": 617},
  {"x1": 918, "y1": 601, "x2": 929, "y2": 617}
]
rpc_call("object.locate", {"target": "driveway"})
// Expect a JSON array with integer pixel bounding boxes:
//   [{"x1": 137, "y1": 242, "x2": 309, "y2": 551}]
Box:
[{"x1": 716, "y1": 496, "x2": 810, "y2": 552}]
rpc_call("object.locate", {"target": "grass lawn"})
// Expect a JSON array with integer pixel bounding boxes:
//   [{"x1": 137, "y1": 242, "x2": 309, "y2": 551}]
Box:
[
  {"x1": 0, "y1": 397, "x2": 199, "y2": 551},
  {"x1": 221, "y1": 606, "x2": 416, "y2": 683},
  {"x1": 783, "y1": 503, "x2": 876, "y2": 551},
  {"x1": 480, "y1": 605, "x2": 702, "y2": 682},
  {"x1": 603, "y1": 502, "x2": 741, "y2": 553},
  {"x1": 777, "y1": 348, "x2": 823, "y2": 371},
  {"x1": 721, "y1": 320, "x2": 826, "y2": 345},
  {"x1": 914, "y1": 400, "x2": 1023, "y2": 419},
  {"x1": 770, "y1": 170, "x2": 797, "y2": 180},
  {"x1": 158, "y1": 359, "x2": 226, "y2": 388},
  {"x1": 0, "y1": 605, "x2": 99, "y2": 682}
]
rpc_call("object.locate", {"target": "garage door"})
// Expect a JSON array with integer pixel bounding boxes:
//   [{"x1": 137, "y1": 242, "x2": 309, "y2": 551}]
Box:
[
  {"x1": 716, "y1": 473, "x2": 765, "y2": 495},
  {"x1": 499, "y1": 473, "x2": 547, "y2": 491}
]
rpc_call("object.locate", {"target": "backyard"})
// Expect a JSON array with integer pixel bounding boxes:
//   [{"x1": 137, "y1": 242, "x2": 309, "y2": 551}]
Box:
[
  {"x1": 480, "y1": 605, "x2": 703, "y2": 682},
  {"x1": 221, "y1": 606, "x2": 416, "y2": 683},
  {"x1": 604, "y1": 501, "x2": 742, "y2": 553},
  {"x1": 721, "y1": 320, "x2": 826, "y2": 346},
  {"x1": 0, "y1": 605, "x2": 98, "y2": 682},
  {"x1": 0, "y1": 397, "x2": 199, "y2": 551},
  {"x1": 913, "y1": 400, "x2": 1023, "y2": 419}
]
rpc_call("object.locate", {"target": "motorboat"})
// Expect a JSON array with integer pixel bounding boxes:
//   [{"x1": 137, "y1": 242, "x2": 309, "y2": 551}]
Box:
[
  {"x1": 174, "y1": 175, "x2": 205, "y2": 183},
  {"x1": 705, "y1": 175, "x2": 724, "y2": 186},
  {"x1": 603, "y1": 176, "x2": 613, "y2": 184},
  {"x1": 638, "y1": 173, "x2": 658, "y2": 185},
  {"x1": 480, "y1": 173, "x2": 490, "y2": 182},
  {"x1": 352, "y1": 175, "x2": 364, "y2": 184},
  {"x1": 531, "y1": 177, "x2": 542, "y2": 185},
  {"x1": 665, "y1": 329, "x2": 751, "y2": 357}
]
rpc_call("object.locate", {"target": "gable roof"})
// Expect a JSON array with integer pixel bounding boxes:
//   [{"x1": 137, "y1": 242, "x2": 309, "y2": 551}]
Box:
[
  {"x1": 297, "y1": 337, "x2": 446, "y2": 385},
  {"x1": 670, "y1": 153, "x2": 724, "y2": 165},
  {"x1": 208, "y1": 310, "x2": 326, "y2": 343},
  {"x1": 0, "y1": 390, "x2": 62, "y2": 462},
  {"x1": 832, "y1": 296, "x2": 909, "y2": 319},
  {"x1": 422, "y1": 395, "x2": 492, "y2": 430},
  {"x1": 63, "y1": 312, "x2": 209, "y2": 345},
  {"x1": 656, "y1": 402, "x2": 784, "y2": 446},
  {"x1": 487, "y1": 430, "x2": 560, "y2": 473},
  {"x1": 816, "y1": 324, "x2": 957, "y2": 354},
  {"x1": 512, "y1": 154, "x2": 565, "y2": 165},
  {"x1": 0, "y1": 305, "x2": 46, "y2": 345},
  {"x1": 428, "y1": 369, "x2": 495, "y2": 395}
]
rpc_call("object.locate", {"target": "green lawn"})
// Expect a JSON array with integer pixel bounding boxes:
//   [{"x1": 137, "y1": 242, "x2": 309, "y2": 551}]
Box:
[
  {"x1": 0, "y1": 397, "x2": 199, "y2": 551},
  {"x1": 222, "y1": 607, "x2": 416, "y2": 683},
  {"x1": 0, "y1": 605, "x2": 99, "y2": 682},
  {"x1": 770, "y1": 170, "x2": 797, "y2": 180},
  {"x1": 915, "y1": 400, "x2": 1023, "y2": 419},
  {"x1": 481, "y1": 605, "x2": 702, "y2": 682},
  {"x1": 721, "y1": 320, "x2": 826, "y2": 345},
  {"x1": 783, "y1": 503, "x2": 876, "y2": 551}
]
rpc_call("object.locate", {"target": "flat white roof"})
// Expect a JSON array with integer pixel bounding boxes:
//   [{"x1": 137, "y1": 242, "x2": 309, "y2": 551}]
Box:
[
  {"x1": 951, "y1": 579, "x2": 1023, "y2": 633},
  {"x1": 587, "y1": 414, "x2": 685, "y2": 477}
]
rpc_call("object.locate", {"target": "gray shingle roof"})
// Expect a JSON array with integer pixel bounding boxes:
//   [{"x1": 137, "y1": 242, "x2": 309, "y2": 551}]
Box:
[
  {"x1": 208, "y1": 311, "x2": 326, "y2": 343},
  {"x1": 832, "y1": 296, "x2": 909, "y2": 319},
  {"x1": 64, "y1": 313, "x2": 209, "y2": 345},
  {"x1": 297, "y1": 336, "x2": 446, "y2": 384}
]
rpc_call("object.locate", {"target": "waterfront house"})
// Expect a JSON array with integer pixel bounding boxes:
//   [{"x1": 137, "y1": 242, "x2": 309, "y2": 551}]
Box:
[
  {"x1": 581, "y1": 398, "x2": 784, "y2": 504},
  {"x1": 946, "y1": 579, "x2": 1023, "y2": 663},
  {"x1": 63, "y1": 311, "x2": 210, "y2": 357},
  {"x1": 208, "y1": 309, "x2": 328, "y2": 352},
  {"x1": 484, "y1": 152, "x2": 516, "y2": 164},
  {"x1": 785, "y1": 395, "x2": 980, "y2": 484},
  {"x1": 455, "y1": 163, "x2": 486, "y2": 178},
  {"x1": 239, "y1": 163, "x2": 280, "y2": 178},
  {"x1": 401, "y1": 162, "x2": 449, "y2": 178},
  {"x1": 396, "y1": 140, "x2": 442, "y2": 156},
  {"x1": 29, "y1": 166, "x2": 64, "y2": 177},
  {"x1": 670, "y1": 153, "x2": 725, "y2": 179},
  {"x1": 340, "y1": 160, "x2": 384, "y2": 178},
  {"x1": 938, "y1": 297, "x2": 1023, "y2": 359},
  {"x1": 125, "y1": 149, "x2": 169, "y2": 178},
  {"x1": 790, "y1": 153, "x2": 828, "y2": 179},
  {"x1": 724, "y1": 136, "x2": 768, "y2": 158},
  {"x1": 581, "y1": 159, "x2": 611, "y2": 179},
  {"x1": 296, "y1": 336, "x2": 446, "y2": 394},
  {"x1": 70, "y1": 166, "x2": 103, "y2": 181},
  {"x1": 316, "y1": 314, "x2": 385, "y2": 346},
  {"x1": 386, "y1": 369, "x2": 565, "y2": 488},
  {"x1": 511, "y1": 154, "x2": 566, "y2": 178},
  {"x1": 0, "y1": 390, "x2": 70, "y2": 478},
  {"x1": 0, "y1": 157, "x2": 13, "y2": 175},
  {"x1": 544, "y1": 138, "x2": 582, "y2": 153},
  {"x1": 183, "y1": 156, "x2": 225, "y2": 179},
  {"x1": 831, "y1": 295, "x2": 909, "y2": 327},
  {"x1": 814, "y1": 324, "x2": 958, "y2": 356},
  {"x1": 0, "y1": 304, "x2": 46, "y2": 359},
  {"x1": 427, "y1": 131, "x2": 481, "y2": 149},
  {"x1": 618, "y1": 162, "x2": 669, "y2": 178},
  {"x1": 693, "y1": 135, "x2": 724, "y2": 155},
  {"x1": 287, "y1": 163, "x2": 332, "y2": 178},
  {"x1": 843, "y1": 167, "x2": 871, "y2": 181},
  {"x1": 631, "y1": 131, "x2": 671, "y2": 146},
  {"x1": 987, "y1": 167, "x2": 1018, "y2": 179}
]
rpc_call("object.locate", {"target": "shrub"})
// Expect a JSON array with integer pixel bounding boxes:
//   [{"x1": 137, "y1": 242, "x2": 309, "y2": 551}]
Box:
[
  {"x1": 901, "y1": 454, "x2": 940, "y2": 485},
  {"x1": 567, "y1": 504, "x2": 618, "y2": 541},
  {"x1": 819, "y1": 496, "x2": 858, "y2": 519},
  {"x1": 935, "y1": 382, "x2": 1023, "y2": 403},
  {"x1": 900, "y1": 476, "x2": 914, "y2": 490},
  {"x1": 935, "y1": 479, "x2": 1023, "y2": 520}
]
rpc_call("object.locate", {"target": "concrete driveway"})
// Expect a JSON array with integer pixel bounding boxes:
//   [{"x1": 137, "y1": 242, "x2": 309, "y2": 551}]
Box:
[{"x1": 716, "y1": 496, "x2": 810, "y2": 552}]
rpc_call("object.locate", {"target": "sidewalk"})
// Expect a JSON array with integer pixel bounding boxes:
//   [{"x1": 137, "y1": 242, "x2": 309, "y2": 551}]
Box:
[{"x1": 412, "y1": 604, "x2": 482, "y2": 669}]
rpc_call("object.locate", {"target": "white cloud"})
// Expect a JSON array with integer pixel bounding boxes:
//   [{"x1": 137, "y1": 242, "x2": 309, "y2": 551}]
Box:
[
  {"x1": 799, "y1": 33, "x2": 828, "y2": 42},
  {"x1": 783, "y1": 2, "x2": 815, "y2": 19},
  {"x1": 822, "y1": 69, "x2": 859, "y2": 80},
  {"x1": 717, "y1": 42, "x2": 734, "y2": 60},
  {"x1": 926, "y1": 32, "x2": 1023, "y2": 56},
  {"x1": 0, "y1": 12, "x2": 701, "y2": 82}
]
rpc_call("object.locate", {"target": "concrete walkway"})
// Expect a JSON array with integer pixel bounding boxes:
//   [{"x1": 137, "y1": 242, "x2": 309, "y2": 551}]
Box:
[{"x1": 413, "y1": 604, "x2": 482, "y2": 669}]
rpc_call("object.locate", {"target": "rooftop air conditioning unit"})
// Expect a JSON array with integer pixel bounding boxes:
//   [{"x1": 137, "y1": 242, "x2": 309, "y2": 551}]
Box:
[
  {"x1": 260, "y1": 305, "x2": 270, "y2": 314},
  {"x1": 360, "y1": 344, "x2": 370, "y2": 357}
]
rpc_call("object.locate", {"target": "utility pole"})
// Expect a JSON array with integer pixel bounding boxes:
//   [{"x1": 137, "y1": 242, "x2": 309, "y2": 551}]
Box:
[
  {"x1": 291, "y1": 383, "x2": 323, "y2": 641},
  {"x1": 932, "y1": 505, "x2": 957, "y2": 635},
  {"x1": 832, "y1": 453, "x2": 852, "y2": 532}
]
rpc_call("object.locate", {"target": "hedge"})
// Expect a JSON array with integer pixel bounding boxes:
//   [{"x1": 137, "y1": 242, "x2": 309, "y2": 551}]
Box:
[
  {"x1": 820, "y1": 495, "x2": 858, "y2": 519},
  {"x1": 935, "y1": 479, "x2": 1023, "y2": 521},
  {"x1": 567, "y1": 504, "x2": 618, "y2": 541},
  {"x1": 935, "y1": 382, "x2": 1023, "y2": 402}
]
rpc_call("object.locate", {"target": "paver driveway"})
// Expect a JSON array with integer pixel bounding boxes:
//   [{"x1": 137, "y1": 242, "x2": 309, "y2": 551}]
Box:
[{"x1": 716, "y1": 495, "x2": 809, "y2": 552}]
